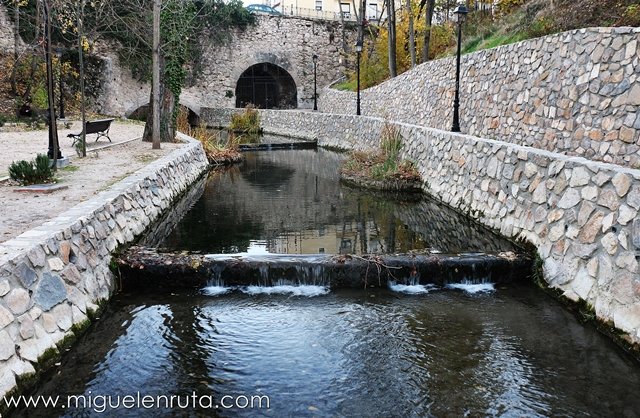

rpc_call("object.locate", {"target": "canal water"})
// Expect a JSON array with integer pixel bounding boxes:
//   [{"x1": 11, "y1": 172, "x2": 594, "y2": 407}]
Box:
[{"x1": 14, "y1": 149, "x2": 640, "y2": 417}]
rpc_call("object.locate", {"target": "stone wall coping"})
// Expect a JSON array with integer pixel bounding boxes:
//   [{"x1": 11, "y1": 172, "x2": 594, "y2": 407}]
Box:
[{"x1": 0, "y1": 134, "x2": 202, "y2": 265}]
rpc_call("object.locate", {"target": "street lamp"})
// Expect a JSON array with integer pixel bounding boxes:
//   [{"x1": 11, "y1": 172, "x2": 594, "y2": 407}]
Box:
[
  {"x1": 56, "y1": 48, "x2": 65, "y2": 119},
  {"x1": 312, "y1": 54, "x2": 318, "y2": 111},
  {"x1": 355, "y1": 39, "x2": 363, "y2": 116},
  {"x1": 451, "y1": 3, "x2": 467, "y2": 133}
]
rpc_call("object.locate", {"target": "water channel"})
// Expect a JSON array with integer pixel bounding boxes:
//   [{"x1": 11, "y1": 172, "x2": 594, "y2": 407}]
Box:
[{"x1": 14, "y1": 148, "x2": 640, "y2": 417}]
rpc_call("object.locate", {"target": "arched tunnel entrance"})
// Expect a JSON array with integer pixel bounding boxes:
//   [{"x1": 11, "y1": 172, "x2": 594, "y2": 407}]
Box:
[{"x1": 235, "y1": 63, "x2": 297, "y2": 109}]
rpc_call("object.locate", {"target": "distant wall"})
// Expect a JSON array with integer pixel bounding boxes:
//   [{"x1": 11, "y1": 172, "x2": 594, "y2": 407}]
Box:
[
  {"x1": 0, "y1": 4, "x2": 16, "y2": 51},
  {"x1": 319, "y1": 27, "x2": 640, "y2": 167},
  {"x1": 0, "y1": 135, "x2": 208, "y2": 399},
  {"x1": 202, "y1": 107, "x2": 640, "y2": 346},
  {"x1": 92, "y1": 15, "x2": 356, "y2": 117}
]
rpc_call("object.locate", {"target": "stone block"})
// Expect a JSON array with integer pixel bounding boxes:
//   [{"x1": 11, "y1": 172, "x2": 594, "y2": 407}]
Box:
[
  {"x1": 597, "y1": 189, "x2": 621, "y2": 211},
  {"x1": 0, "y1": 305, "x2": 14, "y2": 330},
  {"x1": 27, "y1": 246, "x2": 46, "y2": 268},
  {"x1": 558, "y1": 188, "x2": 581, "y2": 209},
  {"x1": 0, "y1": 280, "x2": 9, "y2": 297},
  {"x1": 4, "y1": 289, "x2": 30, "y2": 315},
  {"x1": 0, "y1": 329, "x2": 15, "y2": 360},
  {"x1": 614, "y1": 305, "x2": 640, "y2": 334},
  {"x1": 612, "y1": 173, "x2": 632, "y2": 197},
  {"x1": 579, "y1": 211, "x2": 604, "y2": 244},
  {"x1": 60, "y1": 265, "x2": 82, "y2": 285},
  {"x1": 51, "y1": 303, "x2": 73, "y2": 332},
  {"x1": 569, "y1": 166, "x2": 590, "y2": 187},
  {"x1": 59, "y1": 241, "x2": 71, "y2": 263},
  {"x1": 47, "y1": 257, "x2": 64, "y2": 272},
  {"x1": 601, "y1": 232, "x2": 619, "y2": 255},
  {"x1": 13, "y1": 262, "x2": 37, "y2": 289},
  {"x1": 618, "y1": 205, "x2": 637, "y2": 226},
  {"x1": 33, "y1": 273, "x2": 67, "y2": 312}
]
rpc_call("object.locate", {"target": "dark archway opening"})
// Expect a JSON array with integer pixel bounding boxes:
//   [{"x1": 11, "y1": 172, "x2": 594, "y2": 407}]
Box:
[{"x1": 235, "y1": 63, "x2": 297, "y2": 109}]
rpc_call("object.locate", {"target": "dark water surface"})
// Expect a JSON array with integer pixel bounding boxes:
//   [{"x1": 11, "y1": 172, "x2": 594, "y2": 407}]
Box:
[
  {"x1": 159, "y1": 149, "x2": 520, "y2": 255},
  {"x1": 14, "y1": 148, "x2": 640, "y2": 417},
  {"x1": 16, "y1": 286, "x2": 640, "y2": 417}
]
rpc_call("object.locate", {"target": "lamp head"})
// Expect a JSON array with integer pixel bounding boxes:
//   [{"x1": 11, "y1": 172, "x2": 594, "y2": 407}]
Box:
[
  {"x1": 312, "y1": 54, "x2": 318, "y2": 63},
  {"x1": 453, "y1": 3, "x2": 468, "y2": 23},
  {"x1": 355, "y1": 40, "x2": 363, "y2": 53}
]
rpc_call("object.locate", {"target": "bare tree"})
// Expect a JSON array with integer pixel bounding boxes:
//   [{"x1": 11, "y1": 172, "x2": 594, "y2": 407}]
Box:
[
  {"x1": 387, "y1": 0, "x2": 397, "y2": 77},
  {"x1": 421, "y1": 0, "x2": 435, "y2": 62},
  {"x1": 151, "y1": 0, "x2": 160, "y2": 149},
  {"x1": 406, "y1": 0, "x2": 416, "y2": 68}
]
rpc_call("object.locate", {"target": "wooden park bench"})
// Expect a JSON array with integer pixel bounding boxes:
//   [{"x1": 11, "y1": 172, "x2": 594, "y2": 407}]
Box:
[{"x1": 68, "y1": 118, "x2": 114, "y2": 146}]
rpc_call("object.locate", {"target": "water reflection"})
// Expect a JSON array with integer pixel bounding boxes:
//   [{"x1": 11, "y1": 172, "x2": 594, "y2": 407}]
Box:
[
  {"x1": 15, "y1": 287, "x2": 640, "y2": 417},
  {"x1": 160, "y1": 149, "x2": 519, "y2": 255}
]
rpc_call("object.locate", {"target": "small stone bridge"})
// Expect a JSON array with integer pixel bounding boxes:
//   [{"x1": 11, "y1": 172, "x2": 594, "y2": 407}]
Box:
[{"x1": 97, "y1": 15, "x2": 356, "y2": 118}]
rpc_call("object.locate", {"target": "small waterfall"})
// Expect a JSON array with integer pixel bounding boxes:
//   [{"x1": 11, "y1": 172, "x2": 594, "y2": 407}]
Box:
[
  {"x1": 240, "y1": 279, "x2": 330, "y2": 297},
  {"x1": 202, "y1": 278, "x2": 231, "y2": 296},
  {"x1": 389, "y1": 274, "x2": 438, "y2": 294},
  {"x1": 445, "y1": 278, "x2": 495, "y2": 294}
]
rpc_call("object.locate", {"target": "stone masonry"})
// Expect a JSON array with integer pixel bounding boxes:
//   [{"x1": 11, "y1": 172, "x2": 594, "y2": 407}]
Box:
[
  {"x1": 0, "y1": 4, "x2": 15, "y2": 51},
  {"x1": 91, "y1": 15, "x2": 356, "y2": 117},
  {"x1": 0, "y1": 134, "x2": 208, "y2": 399},
  {"x1": 319, "y1": 27, "x2": 640, "y2": 167},
  {"x1": 202, "y1": 107, "x2": 640, "y2": 347}
]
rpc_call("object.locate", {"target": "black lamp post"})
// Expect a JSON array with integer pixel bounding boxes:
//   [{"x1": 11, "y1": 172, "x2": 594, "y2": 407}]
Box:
[
  {"x1": 56, "y1": 48, "x2": 65, "y2": 119},
  {"x1": 451, "y1": 3, "x2": 467, "y2": 133},
  {"x1": 312, "y1": 54, "x2": 318, "y2": 111},
  {"x1": 355, "y1": 39, "x2": 363, "y2": 116}
]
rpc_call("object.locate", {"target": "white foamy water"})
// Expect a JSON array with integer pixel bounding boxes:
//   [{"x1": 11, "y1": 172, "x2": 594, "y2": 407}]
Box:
[
  {"x1": 240, "y1": 285, "x2": 330, "y2": 297},
  {"x1": 201, "y1": 285, "x2": 232, "y2": 296},
  {"x1": 389, "y1": 282, "x2": 438, "y2": 294},
  {"x1": 445, "y1": 282, "x2": 495, "y2": 294}
]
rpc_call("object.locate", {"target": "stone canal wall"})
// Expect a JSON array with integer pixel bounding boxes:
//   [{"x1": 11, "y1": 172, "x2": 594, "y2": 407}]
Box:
[
  {"x1": 202, "y1": 107, "x2": 640, "y2": 346},
  {"x1": 319, "y1": 27, "x2": 640, "y2": 167},
  {"x1": 0, "y1": 134, "x2": 208, "y2": 399}
]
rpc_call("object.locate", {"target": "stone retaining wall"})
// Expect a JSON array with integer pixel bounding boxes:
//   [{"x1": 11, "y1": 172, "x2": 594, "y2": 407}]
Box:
[
  {"x1": 319, "y1": 27, "x2": 640, "y2": 167},
  {"x1": 0, "y1": 134, "x2": 208, "y2": 399},
  {"x1": 202, "y1": 107, "x2": 640, "y2": 345},
  {"x1": 0, "y1": 4, "x2": 13, "y2": 51}
]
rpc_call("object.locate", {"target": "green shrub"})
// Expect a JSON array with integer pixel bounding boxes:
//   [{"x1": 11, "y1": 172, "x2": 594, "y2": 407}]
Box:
[
  {"x1": 32, "y1": 86, "x2": 49, "y2": 110},
  {"x1": 9, "y1": 154, "x2": 54, "y2": 185},
  {"x1": 229, "y1": 105, "x2": 260, "y2": 135},
  {"x1": 0, "y1": 114, "x2": 6, "y2": 127}
]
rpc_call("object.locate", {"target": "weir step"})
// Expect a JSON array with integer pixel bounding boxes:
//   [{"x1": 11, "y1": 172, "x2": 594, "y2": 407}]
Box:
[{"x1": 117, "y1": 247, "x2": 533, "y2": 290}]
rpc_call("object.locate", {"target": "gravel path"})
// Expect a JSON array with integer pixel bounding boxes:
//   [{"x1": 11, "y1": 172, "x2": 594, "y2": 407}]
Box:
[{"x1": 0, "y1": 120, "x2": 184, "y2": 243}]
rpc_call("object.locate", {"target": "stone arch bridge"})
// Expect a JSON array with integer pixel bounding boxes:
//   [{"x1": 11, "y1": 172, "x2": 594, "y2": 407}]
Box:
[{"x1": 99, "y1": 15, "x2": 356, "y2": 118}]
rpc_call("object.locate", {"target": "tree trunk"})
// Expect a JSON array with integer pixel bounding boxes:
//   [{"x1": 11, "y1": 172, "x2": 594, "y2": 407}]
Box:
[
  {"x1": 143, "y1": 81, "x2": 176, "y2": 144},
  {"x1": 150, "y1": 0, "x2": 161, "y2": 149},
  {"x1": 77, "y1": 0, "x2": 87, "y2": 157},
  {"x1": 407, "y1": 0, "x2": 416, "y2": 68},
  {"x1": 43, "y1": 0, "x2": 60, "y2": 165},
  {"x1": 13, "y1": 0, "x2": 19, "y2": 61},
  {"x1": 387, "y1": 0, "x2": 396, "y2": 77},
  {"x1": 421, "y1": 0, "x2": 435, "y2": 62}
]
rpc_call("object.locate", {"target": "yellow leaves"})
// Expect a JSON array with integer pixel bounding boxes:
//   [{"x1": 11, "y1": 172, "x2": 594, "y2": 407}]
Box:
[{"x1": 81, "y1": 36, "x2": 91, "y2": 53}]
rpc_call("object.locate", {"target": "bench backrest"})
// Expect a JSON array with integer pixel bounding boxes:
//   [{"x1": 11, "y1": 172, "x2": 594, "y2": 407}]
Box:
[{"x1": 85, "y1": 119, "x2": 114, "y2": 134}]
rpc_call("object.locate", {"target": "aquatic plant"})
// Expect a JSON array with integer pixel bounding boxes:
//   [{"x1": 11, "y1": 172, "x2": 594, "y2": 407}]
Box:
[
  {"x1": 229, "y1": 104, "x2": 261, "y2": 135},
  {"x1": 340, "y1": 122, "x2": 420, "y2": 184}
]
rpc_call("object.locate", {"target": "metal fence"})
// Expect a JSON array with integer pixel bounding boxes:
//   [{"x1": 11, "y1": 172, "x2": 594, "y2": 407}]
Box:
[{"x1": 281, "y1": 6, "x2": 358, "y2": 22}]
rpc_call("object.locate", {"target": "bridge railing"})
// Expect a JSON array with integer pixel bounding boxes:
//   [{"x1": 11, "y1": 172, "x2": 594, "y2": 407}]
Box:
[{"x1": 282, "y1": 6, "x2": 357, "y2": 22}]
